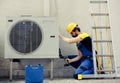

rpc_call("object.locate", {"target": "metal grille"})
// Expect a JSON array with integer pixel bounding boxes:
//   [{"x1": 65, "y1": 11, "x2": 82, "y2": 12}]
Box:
[{"x1": 9, "y1": 20, "x2": 42, "y2": 53}]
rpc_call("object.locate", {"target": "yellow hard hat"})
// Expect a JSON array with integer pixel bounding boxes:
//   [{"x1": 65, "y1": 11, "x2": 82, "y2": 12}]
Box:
[{"x1": 66, "y1": 23, "x2": 77, "y2": 34}]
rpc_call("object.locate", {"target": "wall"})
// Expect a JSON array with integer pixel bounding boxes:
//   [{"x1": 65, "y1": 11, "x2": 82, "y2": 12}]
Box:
[
  {"x1": 0, "y1": 0, "x2": 120, "y2": 78},
  {"x1": 109, "y1": 0, "x2": 120, "y2": 74}
]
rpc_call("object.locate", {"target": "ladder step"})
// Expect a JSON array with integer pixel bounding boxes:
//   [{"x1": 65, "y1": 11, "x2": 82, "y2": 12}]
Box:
[
  {"x1": 91, "y1": 13, "x2": 109, "y2": 16},
  {"x1": 90, "y1": 1, "x2": 107, "y2": 4},
  {"x1": 93, "y1": 40, "x2": 112, "y2": 42},
  {"x1": 92, "y1": 26, "x2": 110, "y2": 29},
  {"x1": 82, "y1": 74, "x2": 116, "y2": 78},
  {"x1": 96, "y1": 55, "x2": 113, "y2": 57},
  {"x1": 97, "y1": 70, "x2": 115, "y2": 72}
]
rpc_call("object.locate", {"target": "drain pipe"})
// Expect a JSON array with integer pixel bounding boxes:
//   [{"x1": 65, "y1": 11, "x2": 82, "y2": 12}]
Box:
[
  {"x1": 44, "y1": 0, "x2": 50, "y2": 16},
  {"x1": 44, "y1": 1, "x2": 53, "y2": 79}
]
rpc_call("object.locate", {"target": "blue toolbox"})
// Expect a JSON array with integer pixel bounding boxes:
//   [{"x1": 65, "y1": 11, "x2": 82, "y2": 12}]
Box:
[{"x1": 25, "y1": 64, "x2": 44, "y2": 83}]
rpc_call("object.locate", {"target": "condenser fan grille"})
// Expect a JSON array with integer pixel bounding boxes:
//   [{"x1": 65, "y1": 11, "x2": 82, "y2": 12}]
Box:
[{"x1": 9, "y1": 20, "x2": 42, "y2": 53}]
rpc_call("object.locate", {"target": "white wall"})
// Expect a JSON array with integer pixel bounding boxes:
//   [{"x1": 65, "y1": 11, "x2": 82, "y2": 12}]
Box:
[
  {"x1": 109, "y1": 0, "x2": 120, "y2": 74},
  {"x1": 57, "y1": 0, "x2": 90, "y2": 55},
  {"x1": 0, "y1": 0, "x2": 120, "y2": 77}
]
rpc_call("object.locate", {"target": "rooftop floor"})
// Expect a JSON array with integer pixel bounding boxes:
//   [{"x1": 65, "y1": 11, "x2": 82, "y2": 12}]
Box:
[{"x1": 0, "y1": 78, "x2": 120, "y2": 83}]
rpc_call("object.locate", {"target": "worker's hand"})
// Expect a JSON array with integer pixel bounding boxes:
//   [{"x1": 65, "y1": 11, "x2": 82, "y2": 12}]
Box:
[{"x1": 65, "y1": 58, "x2": 72, "y2": 63}]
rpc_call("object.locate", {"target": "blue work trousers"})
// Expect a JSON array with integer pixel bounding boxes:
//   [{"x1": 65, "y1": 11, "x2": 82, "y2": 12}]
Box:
[{"x1": 68, "y1": 55, "x2": 94, "y2": 75}]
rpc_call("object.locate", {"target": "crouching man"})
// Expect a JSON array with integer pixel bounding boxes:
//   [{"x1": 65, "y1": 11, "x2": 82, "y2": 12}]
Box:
[{"x1": 59, "y1": 23, "x2": 94, "y2": 79}]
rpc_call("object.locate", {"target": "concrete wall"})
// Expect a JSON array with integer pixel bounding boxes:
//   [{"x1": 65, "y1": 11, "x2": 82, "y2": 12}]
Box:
[{"x1": 0, "y1": 0, "x2": 120, "y2": 78}]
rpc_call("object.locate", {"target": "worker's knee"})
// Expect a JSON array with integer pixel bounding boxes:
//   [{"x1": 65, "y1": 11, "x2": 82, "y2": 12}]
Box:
[
  {"x1": 80, "y1": 59, "x2": 93, "y2": 69},
  {"x1": 75, "y1": 65, "x2": 92, "y2": 75},
  {"x1": 75, "y1": 66, "x2": 86, "y2": 75},
  {"x1": 80, "y1": 66, "x2": 88, "y2": 71}
]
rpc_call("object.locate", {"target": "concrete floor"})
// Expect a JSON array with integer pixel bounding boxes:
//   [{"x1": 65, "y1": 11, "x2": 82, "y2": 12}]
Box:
[{"x1": 0, "y1": 78, "x2": 120, "y2": 83}]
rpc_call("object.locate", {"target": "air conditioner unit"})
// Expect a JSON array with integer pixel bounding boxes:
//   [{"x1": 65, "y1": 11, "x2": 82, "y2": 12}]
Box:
[{"x1": 5, "y1": 16, "x2": 59, "y2": 59}]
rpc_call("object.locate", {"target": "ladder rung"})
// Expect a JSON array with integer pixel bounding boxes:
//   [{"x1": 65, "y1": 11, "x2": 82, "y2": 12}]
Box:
[
  {"x1": 82, "y1": 74, "x2": 116, "y2": 78},
  {"x1": 93, "y1": 40, "x2": 112, "y2": 42},
  {"x1": 90, "y1": 1, "x2": 107, "y2": 4},
  {"x1": 91, "y1": 13, "x2": 109, "y2": 16},
  {"x1": 92, "y1": 26, "x2": 110, "y2": 29},
  {"x1": 97, "y1": 70, "x2": 115, "y2": 72},
  {"x1": 96, "y1": 55, "x2": 113, "y2": 57}
]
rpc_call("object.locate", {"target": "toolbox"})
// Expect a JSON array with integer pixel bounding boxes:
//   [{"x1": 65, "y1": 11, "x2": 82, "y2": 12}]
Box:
[{"x1": 25, "y1": 64, "x2": 44, "y2": 83}]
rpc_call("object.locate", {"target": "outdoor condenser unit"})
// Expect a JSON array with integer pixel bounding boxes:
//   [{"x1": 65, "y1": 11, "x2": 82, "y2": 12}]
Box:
[{"x1": 5, "y1": 16, "x2": 59, "y2": 59}]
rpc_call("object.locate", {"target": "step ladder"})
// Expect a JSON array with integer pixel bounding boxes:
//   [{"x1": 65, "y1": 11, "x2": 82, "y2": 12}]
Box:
[{"x1": 83, "y1": 0, "x2": 117, "y2": 78}]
